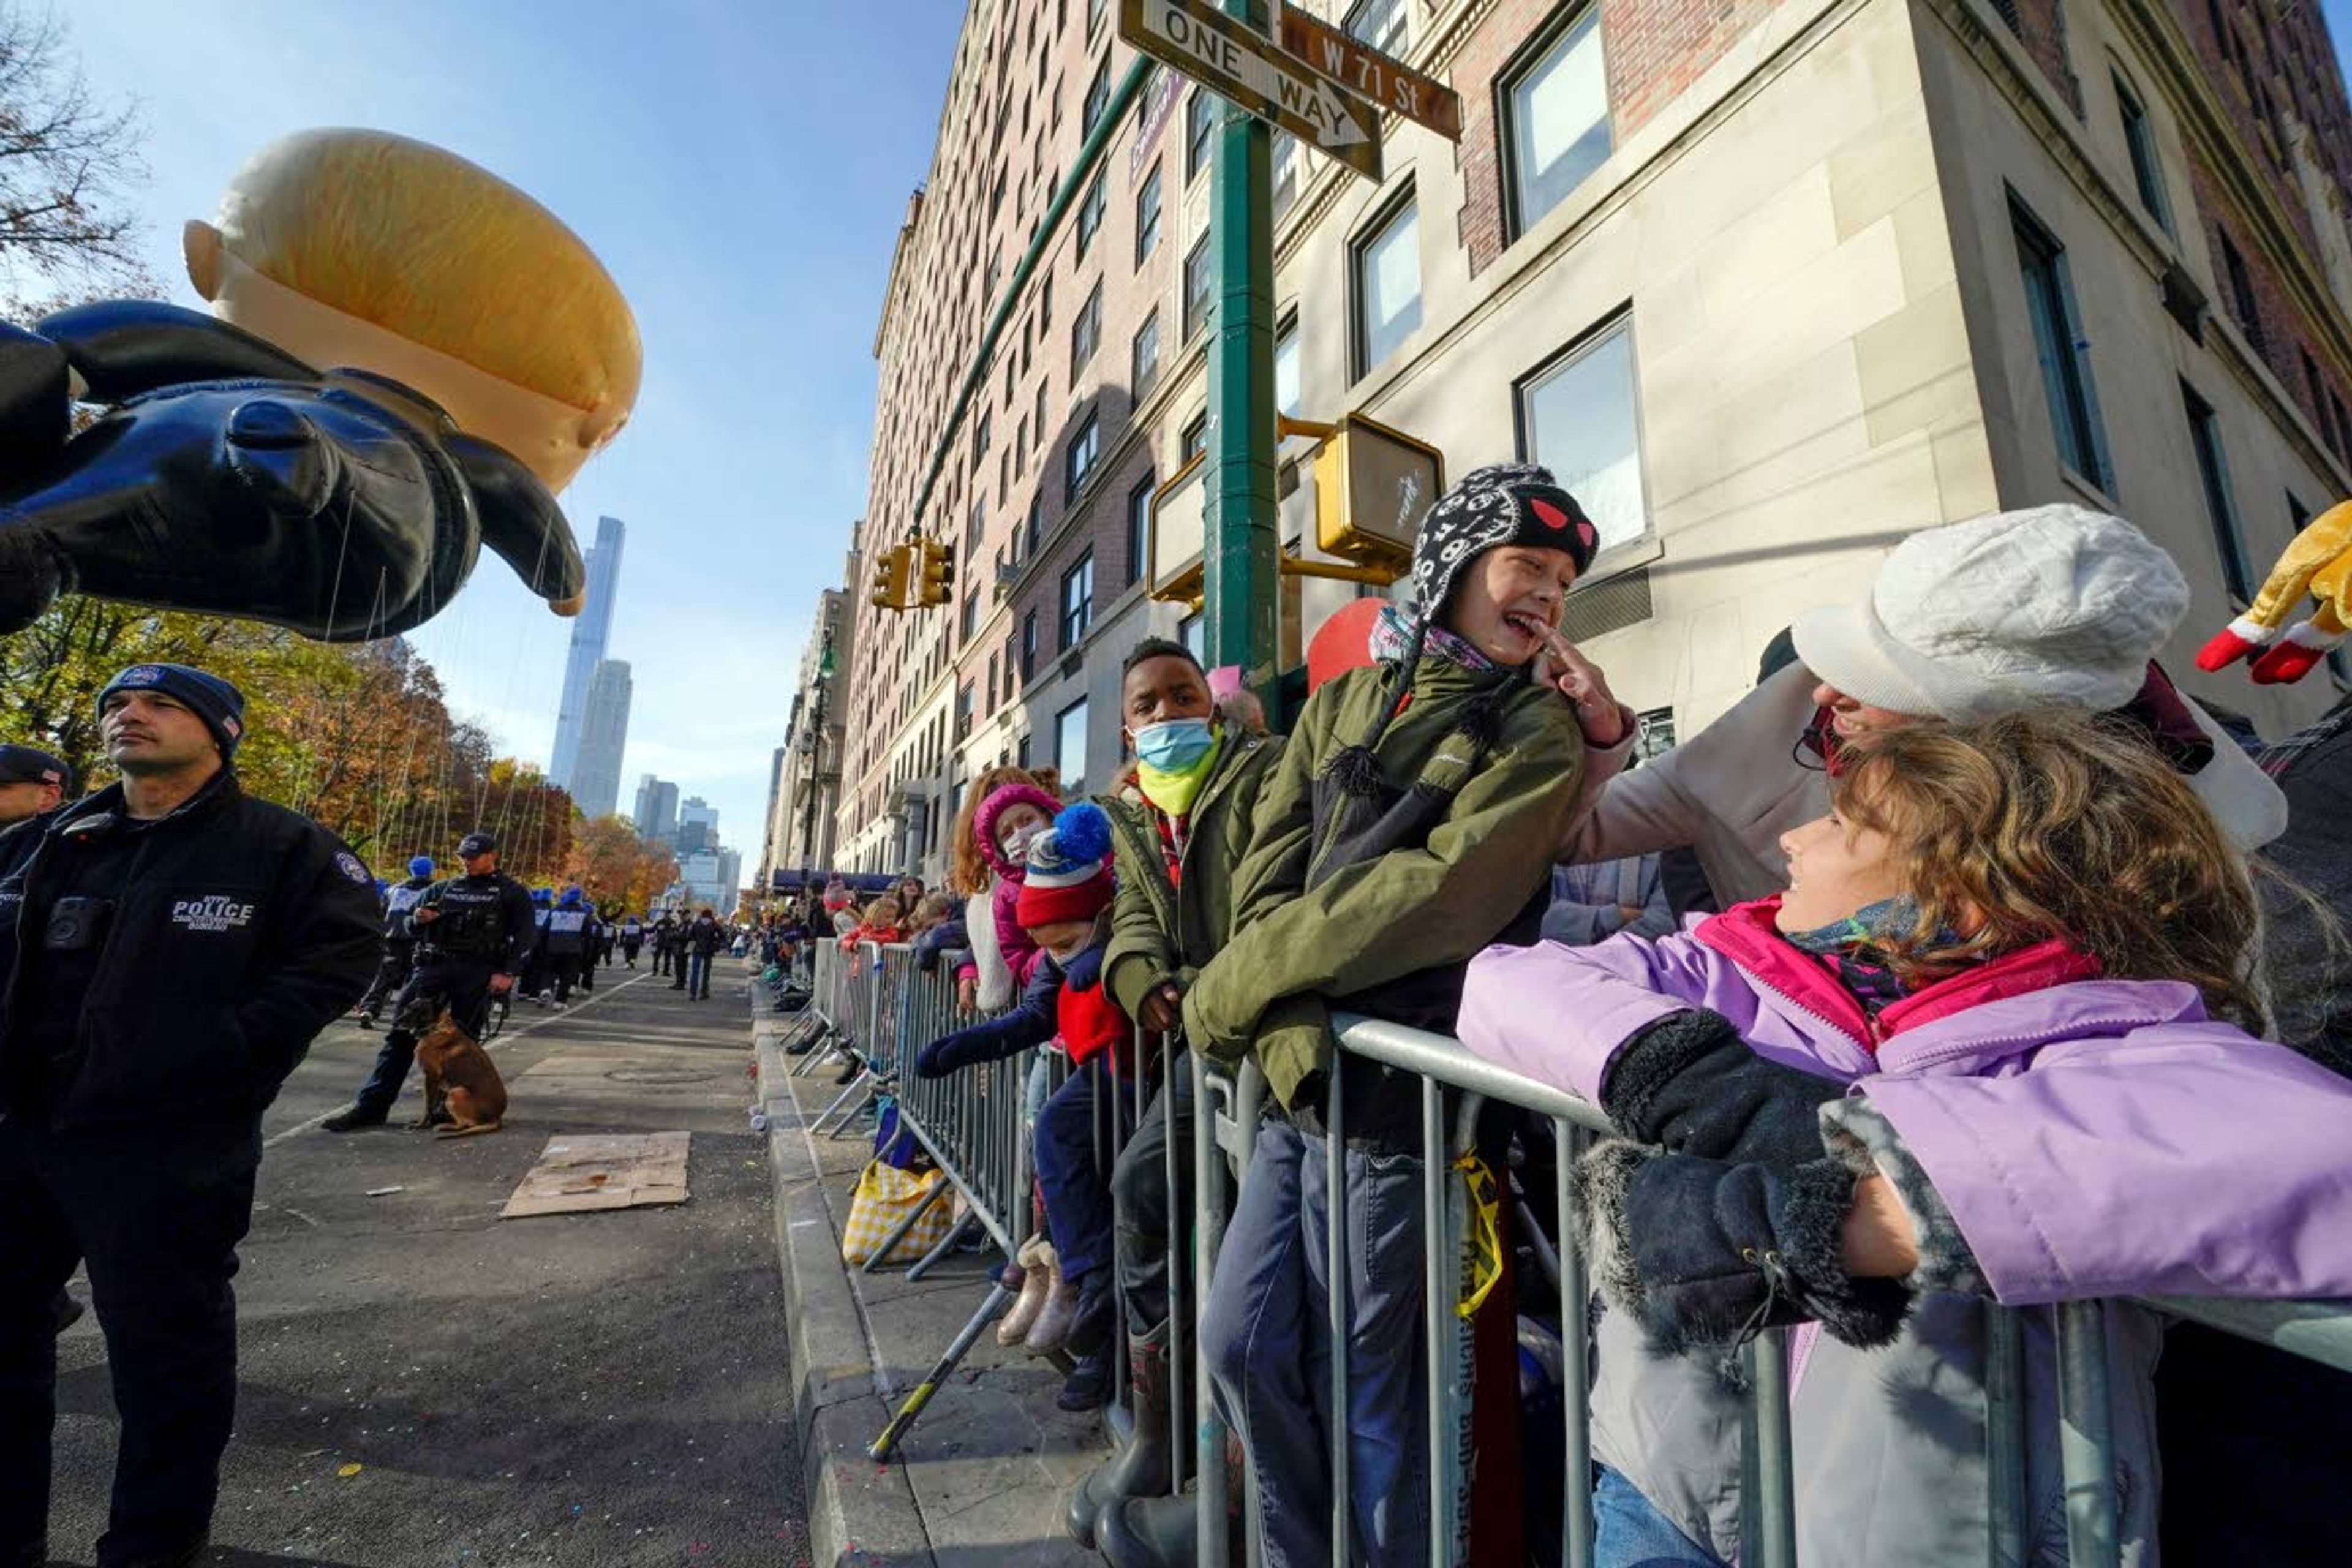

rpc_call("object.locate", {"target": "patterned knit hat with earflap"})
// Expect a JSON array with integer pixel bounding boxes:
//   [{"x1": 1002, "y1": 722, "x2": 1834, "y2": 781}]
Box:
[
  {"x1": 1013, "y1": 802, "x2": 1115, "y2": 928},
  {"x1": 1408, "y1": 462, "x2": 1599, "y2": 628}
]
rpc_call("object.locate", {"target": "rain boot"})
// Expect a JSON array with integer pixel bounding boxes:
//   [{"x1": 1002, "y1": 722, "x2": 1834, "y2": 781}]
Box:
[
  {"x1": 997, "y1": 1239, "x2": 1056, "y2": 1346},
  {"x1": 1098, "y1": 1434, "x2": 1246, "y2": 1568},
  {"x1": 1025, "y1": 1266, "x2": 1085, "y2": 1355},
  {"x1": 1065, "y1": 1319, "x2": 1173, "y2": 1547}
]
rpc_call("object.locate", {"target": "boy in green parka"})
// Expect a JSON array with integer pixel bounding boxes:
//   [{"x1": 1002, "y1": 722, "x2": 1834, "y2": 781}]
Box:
[
  {"x1": 1184, "y1": 463, "x2": 1631, "y2": 1567},
  {"x1": 1068, "y1": 637, "x2": 1285, "y2": 1553}
]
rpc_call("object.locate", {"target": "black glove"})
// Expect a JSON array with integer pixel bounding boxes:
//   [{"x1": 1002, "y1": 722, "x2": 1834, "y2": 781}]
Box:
[
  {"x1": 1601, "y1": 1010, "x2": 1845, "y2": 1168},
  {"x1": 1574, "y1": 1142, "x2": 1910, "y2": 1355},
  {"x1": 915, "y1": 1027, "x2": 990, "y2": 1079}
]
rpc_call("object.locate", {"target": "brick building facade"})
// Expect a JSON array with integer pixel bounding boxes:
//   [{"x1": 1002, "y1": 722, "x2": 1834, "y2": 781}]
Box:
[{"x1": 797, "y1": 0, "x2": 2352, "y2": 883}]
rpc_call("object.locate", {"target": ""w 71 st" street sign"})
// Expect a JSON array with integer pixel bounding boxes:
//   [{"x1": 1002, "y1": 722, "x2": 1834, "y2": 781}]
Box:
[{"x1": 1118, "y1": 0, "x2": 1383, "y2": 181}]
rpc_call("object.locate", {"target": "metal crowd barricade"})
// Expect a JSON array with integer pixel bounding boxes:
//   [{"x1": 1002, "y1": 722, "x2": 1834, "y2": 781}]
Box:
[{"x1": 813, "y1": 948, "x2": 2352, "y2": 1562}]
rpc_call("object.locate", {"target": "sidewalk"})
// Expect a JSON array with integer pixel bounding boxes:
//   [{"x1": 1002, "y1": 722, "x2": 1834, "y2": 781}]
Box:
[{"x1": 751, "y1": 988, "x2": 1110, "y2": 1568}]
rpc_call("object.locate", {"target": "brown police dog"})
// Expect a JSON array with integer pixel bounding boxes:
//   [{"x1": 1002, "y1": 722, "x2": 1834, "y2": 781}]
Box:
[{"x1": 406, "y1": 1003, "x2": 508, "y2": 1137}]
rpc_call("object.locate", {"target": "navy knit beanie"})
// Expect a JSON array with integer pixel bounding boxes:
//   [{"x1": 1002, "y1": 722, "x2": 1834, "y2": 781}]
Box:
[{"x1": 96, "y1": 663, "x2": 246, "y2": 760}]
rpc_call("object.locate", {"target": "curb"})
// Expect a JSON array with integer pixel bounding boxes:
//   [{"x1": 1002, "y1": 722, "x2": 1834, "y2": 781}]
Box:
[{"x1": 753, "y1": 1003, "x2": 937, "y2": 1568}]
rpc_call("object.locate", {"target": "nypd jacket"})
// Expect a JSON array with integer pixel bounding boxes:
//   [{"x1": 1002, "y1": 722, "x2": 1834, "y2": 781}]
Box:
[
  {"x1": 407, "y1": 871, "x2": 537, "y2": 974},
  {"x1": 0, "y1": 773, "x2": 382, "y2": 1130}
]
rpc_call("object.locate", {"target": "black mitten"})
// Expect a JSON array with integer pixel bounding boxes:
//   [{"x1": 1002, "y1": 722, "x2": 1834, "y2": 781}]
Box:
[
  {"x1": 1573, "y1": 1141, "x2": 1910, "y2": 1356},
  {"x1": 1600, "y1": 1010, "x2": 1845, "y2": 1167}
]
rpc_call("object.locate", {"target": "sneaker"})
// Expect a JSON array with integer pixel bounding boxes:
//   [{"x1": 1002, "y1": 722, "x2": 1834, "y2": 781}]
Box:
[
  {"x1": 354, "y1": 1013, "x2": 375, "y2": 1031},
  {"x1": 321, "y1": 1106, "x2": 386, "y2": 1133}
]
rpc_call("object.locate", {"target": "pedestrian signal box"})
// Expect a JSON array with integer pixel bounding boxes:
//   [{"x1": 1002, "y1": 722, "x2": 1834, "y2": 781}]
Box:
[
  {"x1": 915, "y1": 538, "x2": 957, "y2": 607},
  {"x1": 867, "y1": 543, "x2": 914, "y2": 611},
  {"x1": 1313, "y1": 414, "x2": 1443, "y2": 570},
  {"x1": 1146, "y1": 453, "x2": 1207, "y2": 605}
]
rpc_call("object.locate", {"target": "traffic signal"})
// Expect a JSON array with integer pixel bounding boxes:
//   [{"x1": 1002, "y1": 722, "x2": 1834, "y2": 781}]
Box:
[
  {"x1": 867, "y1": 543, "x2": 913, "y2": 610},
  {"x1": 915, "y1": 538, "x2": 957, "y2": 607}
]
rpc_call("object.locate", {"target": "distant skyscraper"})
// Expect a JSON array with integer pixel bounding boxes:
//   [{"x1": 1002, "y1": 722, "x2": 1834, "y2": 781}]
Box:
[
  {"x1": 551, "y1": 515, "x2": 625, "y2": 791},
  {"x1": 633, "y1": 775, "x2": 679, "y2": 843},
  {"x1": 676, "y1": 796, "x2": 718, "y2": 856},
  {"x1": 571, "y1": 659, "x2": 632, "y2": 819}
]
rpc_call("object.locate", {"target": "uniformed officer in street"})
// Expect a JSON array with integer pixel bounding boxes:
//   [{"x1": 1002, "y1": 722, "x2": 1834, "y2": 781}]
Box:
[
  {"x1": 323, "y1": 829, "x2": 533, "y2": 1130},
  {"x1": 0, "y1": 745, "x2": 70, "y2": 831},
  {"x1": 353, "y1": 854, "x2": 439, "y2": 1028},
  {"x1": 0, "y1": 663, "x2": 382, "y2": 1568}
]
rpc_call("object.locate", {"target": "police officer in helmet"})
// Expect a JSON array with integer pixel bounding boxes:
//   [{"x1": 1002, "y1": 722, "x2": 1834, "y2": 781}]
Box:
[
  {"x1": 0, "y1": 663, "x2": 381, "y2": 1568},
  {"x1": 353, "y1": 854, "x2": 439, "y2": 1028},
  {"x1": 323, "y1": 830, "x2": 533, "y2": 1131}
]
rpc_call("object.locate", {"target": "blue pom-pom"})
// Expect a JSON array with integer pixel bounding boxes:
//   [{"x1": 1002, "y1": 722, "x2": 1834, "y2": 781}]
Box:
[{"x1": 1054, "y1": 801, "x2": 1112, "y2": 865}]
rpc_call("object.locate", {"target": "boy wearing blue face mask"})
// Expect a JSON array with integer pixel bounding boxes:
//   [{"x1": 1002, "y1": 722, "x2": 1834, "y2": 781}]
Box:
[{"x1": 1069, "y1": 639, "x2": 1286, "y2": 1551}]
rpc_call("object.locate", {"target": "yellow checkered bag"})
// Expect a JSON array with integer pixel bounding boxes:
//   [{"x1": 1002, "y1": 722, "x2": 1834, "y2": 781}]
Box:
[{"x1": 840, "y1": 1159, "x2": 952, "y2": 1265}]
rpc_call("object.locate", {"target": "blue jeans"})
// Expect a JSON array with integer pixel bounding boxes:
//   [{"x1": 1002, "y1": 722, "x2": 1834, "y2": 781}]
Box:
[
  {"x1": 1031, "y1": 1057, "x2": 1119, "y2": 1285},
  {"x1": 687, "y1": 952, "x2": 711, "y2": 998},
  {"x1": 1594, "y1": 1466, "x2": 1726, "y2": 1568},
  {"x1": 1200, "y1": 1117, "x2": 1429, "y2": 1567},
  {"x1": 353, "y1": 960, "x2": 494, "y2": 1118}
]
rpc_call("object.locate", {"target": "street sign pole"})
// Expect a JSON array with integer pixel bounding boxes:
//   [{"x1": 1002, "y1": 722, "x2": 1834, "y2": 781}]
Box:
[{"x1": 1202, "y1": 0, "x2": 1279, "y2": 689}]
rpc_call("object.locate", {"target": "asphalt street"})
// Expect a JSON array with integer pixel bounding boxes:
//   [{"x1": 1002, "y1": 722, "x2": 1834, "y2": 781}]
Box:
[{"x1": 39, "y1": 956, "x2": 809, "y2": 1568}]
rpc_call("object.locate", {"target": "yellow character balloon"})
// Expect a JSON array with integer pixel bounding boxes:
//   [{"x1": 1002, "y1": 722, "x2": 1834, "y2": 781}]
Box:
[{"x1": 2196, "y1": 499, "x2": 2352, "y2": 684}]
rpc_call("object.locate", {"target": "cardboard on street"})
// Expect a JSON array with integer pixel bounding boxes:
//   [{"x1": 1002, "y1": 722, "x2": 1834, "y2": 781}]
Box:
[{"x1": 500, "y1": 1131, "x2": 691, "y2": 1219}]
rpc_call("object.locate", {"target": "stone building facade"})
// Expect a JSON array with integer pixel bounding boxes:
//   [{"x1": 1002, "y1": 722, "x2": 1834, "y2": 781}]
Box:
[{"x1": 822, "y1": 0, "x2": 2352, "y2": 879}]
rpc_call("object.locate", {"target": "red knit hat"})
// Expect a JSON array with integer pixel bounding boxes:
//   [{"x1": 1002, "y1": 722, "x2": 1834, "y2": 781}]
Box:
[{"x1": 1014, "y1": 802, "x2": 1114, "y2": 929}]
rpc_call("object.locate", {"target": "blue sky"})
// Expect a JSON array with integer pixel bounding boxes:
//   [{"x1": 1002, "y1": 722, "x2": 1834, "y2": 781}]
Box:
[{"x1": 66, "y1": 1, "x2": 967, "y2": 862}]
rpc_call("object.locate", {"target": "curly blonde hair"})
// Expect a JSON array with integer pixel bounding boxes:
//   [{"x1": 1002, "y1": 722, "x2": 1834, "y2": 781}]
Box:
[
  {"x1": 1830, "y1": 710, "x2": 2261, "y2": 1029},
  {"x1": 948, "y1": 765, "x2": 1048, "y2": 896}
]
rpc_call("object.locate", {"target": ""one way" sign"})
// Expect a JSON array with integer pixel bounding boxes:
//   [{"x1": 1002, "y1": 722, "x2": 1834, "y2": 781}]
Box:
[{"x1": 1118, "y1": 0, "x2": 1383, "y2": 182}]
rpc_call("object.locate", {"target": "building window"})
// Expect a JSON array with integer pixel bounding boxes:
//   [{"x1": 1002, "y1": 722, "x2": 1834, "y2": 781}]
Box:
[
  {"x1": 2219, "y1": 233, "x2": 2266, "y2": 357},
  {"x1": 1082, "y1": 59, "x2": 1110, "y2": 137},
  {"x1": 1272, "y1": 132, "x2": 1299, "y2": 217},
  {"x1": 1127, "y1": 472, "x2": 1156, "y2": 584},
  {"x1": 1352, "y1": 190, "x2": 1423, "y2": 377},
  {"x1": 2184, "y1": 382, "x2": 2252, "y2": 603},
  {"x1": 1040, "y1": 272, "x2": 1053, "y2": 331},
  {"x1": 984, "y1": 247, "x2": 1003, "y2": 302},
  {"x1": 1517, "y1": 315, "x2": 1648, "y2": 559},
  {"x1": 2012, "y1": 198, "x2": 2113, "y2": 493},
  {"x1": 1183, "y1": 236, "x2": 1214, "y2": 342},
  {"x1": 1182, "y1": 410, "x2": 1208, "y2": 461},
  {"x1": 1035, "y1": 380, "x2": 1049, "y2": 446},
  {"x1": 960, "y1": 588, "x2": 980, "y2": 643},
  {"x1": 1344, "y1": 0, "x2": 1406, "y2": 53},
  {"x1": 975, "y1": 410, "x2": 992, "y2": 461},
  {"x1": 1022, "y1": 610, "x2": 1039, "y2": 679},
  {"x1": 1274, "y1": 312, "x2": 1302, "y2": 419},
  {"x1": 1186, "y1": 90, "x2": 1215, "y2": 183},
  {"x1": 1132, "y1": 309, "x2": 1162, "y2": 401},
  {"x1": 1025, "y1": 491, "x2": 1045, "y2": 556},
  {"x1": 1065, "y1": 408, "x2": 1102, "y2": 500},
  {"x1": 1633, "y1": 707, "x2": 1677, "y2": 763},
  {"x1": 1136, "y1": 162, "x2": 1163, "y2": 265},
  {"x1": 1502, "y1": 7, "x2": 1611, "y2": 238},
  {"x1": 1056, "y1": 697, "x2": 1091, "y2": 793},
  {"x1": 1077, "y1": 170, "x2": 1106, "y2": 258},
  {"x1": 1179, "y1": 612, "x2": 1206, "y2": 662},
  {"x1": 2114, "y1": 74, "x2": 2173, "y2": 233},
  {"x1": 1088, "y1": 0, "x2": 1107, "y2": 39},
  {"x1": 956, "y1": 681, "x2": 974, "y2": 740},
  {"x1": 1072, "y1": 279, "x2": 1104, "y2": 377},
  {"x1": 1060, "y1": 552, "x2": 1095, "y2": 649}
]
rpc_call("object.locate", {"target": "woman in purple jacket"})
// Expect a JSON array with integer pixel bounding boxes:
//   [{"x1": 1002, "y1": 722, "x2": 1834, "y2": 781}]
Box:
[{"x1": 1458, "y1": 710, "x2": 2352, "y2": 1568}]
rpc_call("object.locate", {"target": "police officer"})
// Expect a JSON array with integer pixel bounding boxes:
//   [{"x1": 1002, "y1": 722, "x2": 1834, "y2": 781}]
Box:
[
  {"x1": 541, "y1": 886, "x2": 590, "y2": 1007},
  {"x1": 0, "y1": 745, "x2": 70, "y2": 831},
  {"x1": 619, "y1": 911, "x2": 645, "y2": 968},
  {"x1": 353, "y1": 855, "x2": 438, "y2": 1028},
  {"x1": 0, "y1": 663, "x2": 380, "y2": 1568},
  {"x1": 322, "y1": 831, "x2": 533, "y2": 1131}
]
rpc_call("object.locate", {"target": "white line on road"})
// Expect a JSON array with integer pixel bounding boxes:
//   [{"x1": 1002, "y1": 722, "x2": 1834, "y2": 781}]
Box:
[{"x1": 265, "y1": 970, "x2": 660, "y2": 1148}]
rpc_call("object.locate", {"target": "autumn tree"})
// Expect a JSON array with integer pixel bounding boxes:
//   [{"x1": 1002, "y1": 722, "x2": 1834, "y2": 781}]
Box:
[
  {"x1": 0, "y1": 3, "x2": 151, "y2": 305},
  {"x1": 567, "y1": 815, "x2": 680, "y2": 916}
]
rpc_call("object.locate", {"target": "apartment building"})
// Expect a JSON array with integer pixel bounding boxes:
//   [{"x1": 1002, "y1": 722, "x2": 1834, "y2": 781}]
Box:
[
  {"x1": 761, "y1": 585, "x2": 854, "y2": 882},
  {"x1": 824, "y1": 0, "x2": 2352, "y2": 878}
]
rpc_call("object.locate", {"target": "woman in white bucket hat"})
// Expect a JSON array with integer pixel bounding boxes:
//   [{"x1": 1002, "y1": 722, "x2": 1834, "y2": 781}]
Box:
[{"x1": 1558, "y1": 504, "x2": 2288, "y2": 903}]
